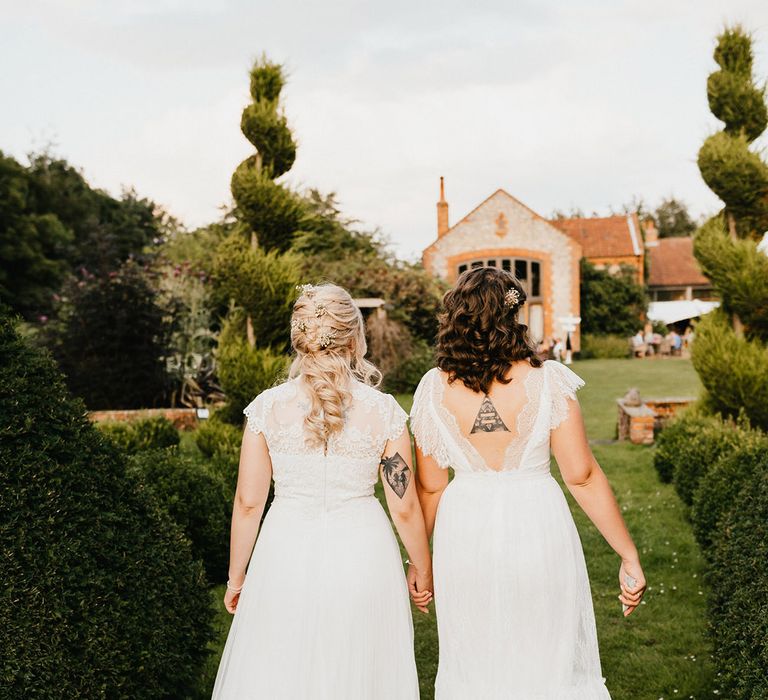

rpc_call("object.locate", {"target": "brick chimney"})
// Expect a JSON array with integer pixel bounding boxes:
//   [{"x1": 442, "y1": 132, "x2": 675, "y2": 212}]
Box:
[
  {"x1": 437, "y1": 176, "x2": 449, "y2": 237},
  {"x1": 643, "y1": 217, "x2": 659, "y2": 247}
]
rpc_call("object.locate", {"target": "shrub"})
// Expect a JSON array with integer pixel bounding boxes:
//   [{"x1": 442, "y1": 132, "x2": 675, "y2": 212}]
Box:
[
  {"x1": 579, "y1": 259, "x2": 648, "y2": 336},
  {"x1": 383, "y1": 339, "x2": 435, "y2": 394},
  {"x1": 0, "y1": 312, "x2": 213, "y2": 699},
  {"x1": 127, "y1": 449, "x2": 231, "y2": 584},
  {"x1": 216, "y1": 315, "x2": 288, "y2": 424},
  {"x1": 196, "y1": 415, "x2": 242, "y2": 461},
  {"x1": 97, "y1": 416, "x2": 180, "y2": 453},
  {"x1": 708, "y1": 466, "x2": 768, "y2": 698},
  {"x1": 653, "y1": 410, "x2": 741, "y2": 500},
  {"x1": 579, "y1": 334, "x2": 631, "y2": 359},
  {"x1": 691, "y1": 430, "x2": 768, "y2": 554},
  {"x1": 47, "y1": 261, "x2": 172, "y2": 409}
]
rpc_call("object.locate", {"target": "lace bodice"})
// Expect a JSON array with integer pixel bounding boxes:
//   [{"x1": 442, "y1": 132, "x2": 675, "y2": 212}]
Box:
[
  {"x1": 243, "y1": 379, "x2": 407, "y2": 513},
  {"x1": 409, "y1": 360, "x2": 584, "y2": 474}
]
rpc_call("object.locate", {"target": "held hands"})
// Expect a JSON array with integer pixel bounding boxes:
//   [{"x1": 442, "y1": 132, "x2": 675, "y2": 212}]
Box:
[
  {"x1": 407, "y1": 563, "x2": 434, "y2": 614},
  {"x1": 618, "y1": 558, "x2": 646, "y2": 617}
]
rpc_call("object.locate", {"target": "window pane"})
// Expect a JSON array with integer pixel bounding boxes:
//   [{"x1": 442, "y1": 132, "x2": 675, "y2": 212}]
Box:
[
  {"x1": 471, "y1": 260, "x2": 483, "y2": 269},
  {"x1": 501, "y1": 259, "x2": 511, "y2": 272},
  {"x1": 514, "y1": 259, "x2": 527, "y2": 280},
  {"x1": 487, "y1": 259, "x2": 497, "y2": 267},
  {"x1": 458, "y1": 264, "x2": 468, "y2": 274},
  {"x1": 531, "y1": 261, "x2": 541, "y2": 297}
]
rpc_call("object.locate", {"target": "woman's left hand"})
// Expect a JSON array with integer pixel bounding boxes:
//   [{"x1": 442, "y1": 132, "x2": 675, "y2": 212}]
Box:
[{"x1": 224, "y1": 581, "x2": 244, "y2": 614}]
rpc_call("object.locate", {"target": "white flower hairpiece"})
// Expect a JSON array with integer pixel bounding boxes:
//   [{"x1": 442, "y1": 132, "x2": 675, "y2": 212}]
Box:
[
  {"x1": 504, "y1": 287, "x2": 521, "y2": 308},
  {"x1": 296, "y1": 283, "x2": 317, "y2": 297},
  {"x1": 318, "y1": 329, "x2": 337, "y2": 348},
  {"x1": 291, "y1": 318, "x2": 308, "y2": 333}
]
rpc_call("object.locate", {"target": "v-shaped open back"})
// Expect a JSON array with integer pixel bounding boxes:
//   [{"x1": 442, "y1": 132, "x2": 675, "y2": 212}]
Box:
[
  {"x1": 434, "y1": 366, "x2": 543, "y2": 472},
  {"x1": 410, "y1": 360, "x2": 586, "y2": 476}
]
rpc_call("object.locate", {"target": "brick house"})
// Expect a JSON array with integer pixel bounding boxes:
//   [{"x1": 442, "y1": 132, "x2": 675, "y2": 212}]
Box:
[{"x1": 422, "y1": 180, "x2": 649, "y2": 350}]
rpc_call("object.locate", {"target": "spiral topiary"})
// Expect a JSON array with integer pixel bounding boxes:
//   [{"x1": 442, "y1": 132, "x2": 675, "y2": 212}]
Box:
[
  {"x1": 692, "y1": 26, "x2": 768, "y2": 430},
  {"x1": 231, "y1": 56, "x2": 303, "y2": 253}
]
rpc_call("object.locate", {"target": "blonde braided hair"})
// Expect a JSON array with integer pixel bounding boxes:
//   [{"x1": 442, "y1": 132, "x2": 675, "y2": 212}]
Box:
[{"x1": 289, "y1": 284, "x2": 381, "y2": 449}]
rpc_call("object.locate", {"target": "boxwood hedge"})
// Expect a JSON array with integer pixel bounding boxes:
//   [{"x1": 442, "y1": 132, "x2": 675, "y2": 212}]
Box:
[{"x1": 0, "y1": 313, "x2": 214, "y2": 699}]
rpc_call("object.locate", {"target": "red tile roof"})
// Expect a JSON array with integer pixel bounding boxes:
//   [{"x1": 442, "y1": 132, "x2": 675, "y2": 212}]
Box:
[
  {"x1": 647, "y1": 237, "x2": 710, "y2": 288},
  {"x1": 549, "y1": 214, "x2": 642, "y2": 258}
]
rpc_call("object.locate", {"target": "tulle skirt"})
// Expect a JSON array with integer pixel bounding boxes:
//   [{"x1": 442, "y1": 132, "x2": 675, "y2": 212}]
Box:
[
  {"x1": 433, "y1": 470, "x2": 611, "y2": 700},
  {"x1": 212, "y1": 497, "x2": 419, "y2": 699}
]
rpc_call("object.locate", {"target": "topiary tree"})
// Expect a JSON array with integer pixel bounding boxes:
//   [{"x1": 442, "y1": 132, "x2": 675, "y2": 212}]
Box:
[
  {"x1": 692, "y1": 26, "x2": 768, "y2": 430},
  {"x1": 230, "y1": 56, "x2": 303, "y2": 254},
  {"x1": 0, "y1": 311, "x2": 213, "y2": 698}
]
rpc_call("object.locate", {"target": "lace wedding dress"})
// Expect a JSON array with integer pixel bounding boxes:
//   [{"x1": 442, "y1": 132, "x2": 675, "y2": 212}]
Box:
[
  {"x1": 410, "y1": 360, "x2": 611, "y2": 699},
  {"x1": 212, "y1": 378, "x2": 419, "y2": 699}
]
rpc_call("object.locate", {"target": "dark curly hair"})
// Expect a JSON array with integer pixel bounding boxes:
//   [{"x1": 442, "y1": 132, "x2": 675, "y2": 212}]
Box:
[{"x1": 436, "y1": 267, "x2": 542, "y2": 393}]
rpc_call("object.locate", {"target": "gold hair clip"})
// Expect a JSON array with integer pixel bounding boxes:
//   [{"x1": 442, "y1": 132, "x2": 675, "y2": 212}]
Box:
[
  {"x1": 296, "y1": 283, "x2": 317, "y2": 297},
  {"x1": 291, "y1": 318, "x2": 308, "y2": 333},
  {"x1": 504, "y1": 288, "x2": 521, "y2": 307},
  {"x1": 314, "y1": 303, "x2": 327, "y2": 317},
  {"x1": 318, "y1": 329, "x2": 337, "y2": 348}
]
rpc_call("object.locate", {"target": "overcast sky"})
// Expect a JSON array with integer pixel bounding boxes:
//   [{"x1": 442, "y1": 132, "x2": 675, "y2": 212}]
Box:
[{"x1": 2, "y1": 0, "x2": 768, "y2": 260}]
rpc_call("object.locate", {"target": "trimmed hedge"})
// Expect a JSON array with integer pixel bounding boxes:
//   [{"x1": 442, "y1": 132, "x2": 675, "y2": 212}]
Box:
[
  {"x1": 97, "y1": 416, "x2": 180, "y2": 453},
  {"x1": 0, "y1": 313, "x2": 214, "y2": 699},
  {"x1": 708, "y1": 466, "x2": 768, "y2": 698},
  {"x1": 128, "y1": 449, "x2": 231, "y2": 584},
  {"x1": 579, "y1": 334, "x2": 631, "y2": 359},
  {"x1": 691, "y1": 431, "x2": 768, "y2": 554},
  {"x1": 653, "y1": 410, "x2": 741, "y2": 502}
]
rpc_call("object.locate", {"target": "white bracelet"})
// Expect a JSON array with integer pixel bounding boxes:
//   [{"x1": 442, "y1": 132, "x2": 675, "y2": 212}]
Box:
[{"x1": 226, "y1": 580, "x2": 243, "y2": 593}]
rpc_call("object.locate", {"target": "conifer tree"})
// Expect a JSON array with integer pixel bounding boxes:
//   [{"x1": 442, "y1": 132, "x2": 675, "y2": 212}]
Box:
[{"x1": 692, "y1": 26, "x2": 768, "y2": 430}]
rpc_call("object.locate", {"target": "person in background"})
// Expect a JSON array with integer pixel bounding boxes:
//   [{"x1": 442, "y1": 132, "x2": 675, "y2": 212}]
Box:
[
  {"x1": 552, "y1": 337, "x2": 564, "y2": 362},
  {"x1": 631, "y1": 331, "x2": 645, "y2": 358}
]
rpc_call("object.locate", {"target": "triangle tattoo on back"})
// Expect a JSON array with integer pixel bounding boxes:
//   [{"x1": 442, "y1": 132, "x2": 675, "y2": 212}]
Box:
[{"x1": 470, "y1": 395, "x2": 510, "y2": 434}]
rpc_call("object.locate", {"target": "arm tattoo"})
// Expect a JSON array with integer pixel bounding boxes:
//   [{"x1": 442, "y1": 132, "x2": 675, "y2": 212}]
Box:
[
  {"x1": 381, "y1": 452, "x2": 411, "y2": 499},
  {"x1": 470, "y1": 395, "x2": 510, "y2": 434}
]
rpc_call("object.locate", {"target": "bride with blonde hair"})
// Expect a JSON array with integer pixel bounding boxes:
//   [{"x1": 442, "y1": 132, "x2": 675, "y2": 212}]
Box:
[{"x1": 212, "y1": 283, "x2": 432, "y2": 699}]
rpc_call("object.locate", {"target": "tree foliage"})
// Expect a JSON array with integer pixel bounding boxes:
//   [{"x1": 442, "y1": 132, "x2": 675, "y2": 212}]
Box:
[
  {"x1": 579, "y1": 260, "x2": 647, "y2": 337},
  {"x1": 0, "y1": 151, "x2": 73, "y2": 318},
  {"x1": 47, "y1": 261, "x2": 172, "y2": 409},
  {"x1": 653, "y1": 197, "x2": 697, "y2": 238}
]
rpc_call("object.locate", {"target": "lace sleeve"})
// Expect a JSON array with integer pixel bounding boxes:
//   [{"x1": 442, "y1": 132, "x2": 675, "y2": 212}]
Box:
[
  {"x1": 409, "y1": 370, "x2": 451, "y2": 469},
  {"x1": 243, "y1": 394, "x2": 266, "y2": 435},
  {"x1": 546, "y1": 361, "x2": 585, "y2": 431},
  {"x1": 385, "y1": 394, "x2": 409, "y2": 442}
]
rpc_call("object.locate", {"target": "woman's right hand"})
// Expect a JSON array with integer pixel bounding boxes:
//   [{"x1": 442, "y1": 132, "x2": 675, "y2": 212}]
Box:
[
  {"x1": 618, "y1": 558, "x2": 646, "y2": 617},
  {"x1": 407, "y1": 563, "x2": 433, "y2": 614}
]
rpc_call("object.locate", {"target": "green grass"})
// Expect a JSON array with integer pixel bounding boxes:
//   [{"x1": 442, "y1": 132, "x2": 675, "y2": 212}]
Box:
[{"x1": 202, "y1": 359, "x2": 717, "y2": 699}]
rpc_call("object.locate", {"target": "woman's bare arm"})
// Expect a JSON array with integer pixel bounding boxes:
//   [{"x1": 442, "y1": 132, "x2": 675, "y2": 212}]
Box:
[
  {"x1": 380, "y1": 428, "x2": 433, "y2": 611},
  {"x1": 551, "y1": 397, "x2": 647, "y2": 615},
  {"x1": 224, "y1": 427, "x2": 273, "y2": 613},
  {"x1": 415, "y1": 445, "x2": 449, "y2": 540}
]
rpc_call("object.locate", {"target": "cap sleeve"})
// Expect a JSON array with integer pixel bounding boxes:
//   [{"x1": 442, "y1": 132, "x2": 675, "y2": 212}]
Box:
[
  {"x1": 546, "y1": 361, "x2": 585, "y2": 431},
  {"x1": 243, "y1": 393, "x2": 266, "y2": 435},
  {"x1": 385, "y1": 393, "x2": 408, "y2": 442},
  {"x1": 409, "y1": 369, "x2": 451, "y2": 469}
]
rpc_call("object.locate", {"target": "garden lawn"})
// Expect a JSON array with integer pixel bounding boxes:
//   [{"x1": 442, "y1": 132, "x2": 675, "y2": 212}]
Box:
[{"x1": 202, "y1": 358, "x2": 716, "y2": 699}]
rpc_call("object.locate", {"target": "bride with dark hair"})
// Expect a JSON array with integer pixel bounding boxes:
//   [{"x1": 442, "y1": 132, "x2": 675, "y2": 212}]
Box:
[{"x1": 410, "y1": 267, "x2": 646, "y2": 699}]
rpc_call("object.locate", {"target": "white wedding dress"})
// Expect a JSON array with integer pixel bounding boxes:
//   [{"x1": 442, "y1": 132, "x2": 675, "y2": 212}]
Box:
[
  {"x1": 410, "y1": 360, "x2": 611, "y2": 699},
  {"x1": 212, "y1": 378, "x2": 419, "y2": 699}
]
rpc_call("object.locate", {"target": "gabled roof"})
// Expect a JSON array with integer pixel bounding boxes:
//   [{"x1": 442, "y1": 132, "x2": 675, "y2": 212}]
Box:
[
  {"x1": 549, "y1": 214, "x2": 642, "y2": 258},
  {"x1": 647, "y1": 237, "x2": 710, "y2": 288},
  {"x1": 423, "y1": 188, "x2": 579, "y2": 256}
]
